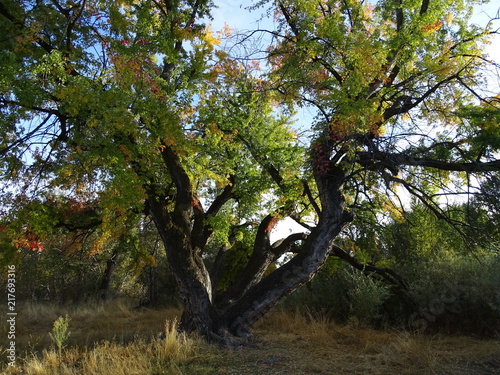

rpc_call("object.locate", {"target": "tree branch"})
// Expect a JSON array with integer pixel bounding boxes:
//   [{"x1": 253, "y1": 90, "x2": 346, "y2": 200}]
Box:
[
  {"x1": 289, "y1": 213, "x2": 316, "y2": 231},
  {"x1": 210, "y1": 239, "x2": 236, "y2": 295},
  {"x1": 419, "y1": 0, "x2": 430, "y2": 15},
  {"x1": 159, "y1": 142, "x2": 196, "y2": 230},
  {"x1": 219, "y1": 214, "x2": 277, "y2": 307},
  {"x1": 0, "y1": 113, "x2": 56, "y2": 157},
  {"x1": 383, "y1": 74, "x2": 459, "y2": 119},
  {"x1": 236, "y1": 133, "x2": 285, "y2": 189},
  {"x1": 363, "y1": 150, "x2": 500, "y2": 173},
  {"x1": 330, "y1": 244, "x2": 408, "y2": 288},
  {"x1": 302, "y1": 181, "x2": 321, "y2": 217},
  {"x1": 271, "y1": 232, "x2": 308, "y2": 257},
  {"x1": 278, "y1": 1, "x2": 300, "y2": 36},
  {"x1": 0, "y1": 2, "x2": 52, "y2": 53},
  {"x1": 206, "y1": 175, "x2": 235, "y2": 218},
  {"x1": 196, "y1": 175, "x2": 236, "y2": 249}
]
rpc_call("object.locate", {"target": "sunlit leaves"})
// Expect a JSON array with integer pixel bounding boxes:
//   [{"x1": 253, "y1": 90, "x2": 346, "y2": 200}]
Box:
[
  {"x1": 192, "y1": 77, "x2": 305, "y2": 225},
  {"x1": 459, "y1": 101, "x2": 500, "y2": 156}
]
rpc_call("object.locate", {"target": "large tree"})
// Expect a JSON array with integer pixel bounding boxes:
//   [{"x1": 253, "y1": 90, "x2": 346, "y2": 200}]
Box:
[{"x1": 1, "y1": 0, "x2": 499, "y2": 343}]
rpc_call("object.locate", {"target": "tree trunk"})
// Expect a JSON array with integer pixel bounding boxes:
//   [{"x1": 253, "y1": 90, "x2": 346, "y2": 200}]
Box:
[
  {"x1": 98, "y1": 250, "x2": 119, "y2": 301},
  {"x1": 148, "y1": 261, "x2": 159, "y2": 306},
  {"x1": 147, "y1": 198, "x2": 221, "y2": 340},
  {"x1": 145, "y1": 238, "x2": 162, "y2": 307},
  {"x1": 147, "y1": 161, "x2": 352, "y2": 343},
  {"x1": 224, "y1": 198, "x2": 352, "y2": 335},
  {"x1": 220, "y1": 166, "x2": 352, "y2": 336},
  {"x1": 142, "y1": 140, "x2": 353, "y2": 343}
]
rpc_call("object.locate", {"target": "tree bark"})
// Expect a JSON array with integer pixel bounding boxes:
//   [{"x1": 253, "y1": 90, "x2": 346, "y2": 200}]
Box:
[
  {"x1": 148, "y1": 198, "x2": 218, "y2": 336},
  {"x1": 222, "y1": 168, "x2": 353, "y2": 336},
  {"x1": 98, "y1": 250, "x2": 119, "y2": 301},
  {"x1": 145, "y1": 143, "x2": 353, "y2": 343}
]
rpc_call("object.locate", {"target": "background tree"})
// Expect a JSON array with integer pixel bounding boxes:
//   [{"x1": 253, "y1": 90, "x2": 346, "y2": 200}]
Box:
[{"x1": 1, "y1": 0, "x2": 499, "y2": 343}]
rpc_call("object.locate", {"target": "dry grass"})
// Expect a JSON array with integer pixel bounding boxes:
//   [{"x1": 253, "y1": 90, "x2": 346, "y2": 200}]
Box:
[
  {"x1": 1, "y1": 300, "x2": 195, "y2": 375},
  {"x1": 1, "y1": 302, "x2": 499, "y2": 374}
]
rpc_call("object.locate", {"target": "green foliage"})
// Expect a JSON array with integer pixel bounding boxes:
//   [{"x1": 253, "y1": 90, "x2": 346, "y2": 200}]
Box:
[
  {"x1": 282, "y1": 259, "x2": 352, "y2": 322},
  {"x1": 50, "y1": 314, "x2": 71, "y2": 353},
  {"x1": 378, "y1": 202, "x2": 500, "y2": 335},
  {"x1": 347, "y1": 270, "x2": 391, "y2": 326},
  {"x1": 0, "y1": 0, "x2": 307, "y2": 262},
  {"x1": 403, "y1": 253, "x2": 500, "y2": 336},
  {"x1": 382, "y1": 202, "x2": 498, "y2": 263},
  {"x1": 458, "y1": 103, "x2": 500, "y2": 157},
  {"x1": 283, "y1": 259, "x2": 391, "y2": 326},
  {"x1": 214, "y1": 242, "x2": 254, "y2": 291},
  {"x1": 284, "y1": 200, "x2": 500, "y2": 335}
]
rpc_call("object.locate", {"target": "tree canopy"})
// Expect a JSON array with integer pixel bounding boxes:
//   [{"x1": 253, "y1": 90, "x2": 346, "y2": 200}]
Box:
[{"x1": 1, "y1": 0, "x2": 499, "y2": 342}]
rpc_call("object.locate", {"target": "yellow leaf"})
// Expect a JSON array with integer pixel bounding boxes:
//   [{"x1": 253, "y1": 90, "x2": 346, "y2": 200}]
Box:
[
  {"x1": 421, "y1": 21, "x2": 443, "y2": 35},
  {"x1": 203, "y1": 26, "x2": 221, "y2": 47},
  {"x1": 444, "y1": 12, "x2": 453, "y2": 27}
]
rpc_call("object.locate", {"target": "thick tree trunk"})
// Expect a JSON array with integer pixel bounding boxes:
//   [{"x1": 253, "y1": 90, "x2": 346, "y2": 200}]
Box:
[
  {"x1": 220, "y1": 166, "x2": 352, "y2": 336},
  {"x1": 147, "y1": 143, "x2": 352, "y2": 344},
  {"x1": 156, "y1": 225, "x2": 216, "y2": 332},
  {"x1": 147, "y1": 199, "x2": 221, "y2": 340}
]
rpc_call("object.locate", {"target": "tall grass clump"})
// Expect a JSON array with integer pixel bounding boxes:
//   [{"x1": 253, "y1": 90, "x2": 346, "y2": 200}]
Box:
[
  {"x1": 154, "y1": 318, "x2": 195, "y2": 362},
  {"x1": 17, "y1": 318, "x2": 198, "y2": 375}
]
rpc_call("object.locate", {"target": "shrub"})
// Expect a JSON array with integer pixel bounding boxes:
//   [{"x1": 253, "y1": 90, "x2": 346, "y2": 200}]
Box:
[
  {"x1": 282, "y1": 260, "x2": 391, "y2": 327},
  {"x1": 50, "y1": 314, "x2": 71, "y2": 355},
  {"x1": 347, "y1": 270, "x2": 390, "y2": 326},
  {"x1": 402, "y1": 253, "x2": 500, "y2": 337}
]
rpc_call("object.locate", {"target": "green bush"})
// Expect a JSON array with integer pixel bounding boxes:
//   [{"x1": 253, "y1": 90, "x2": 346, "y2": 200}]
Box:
[
  {"x1": 282, "y1": 260, "x2": 391, "y2": 327},
  {"x1": 402, "y1": 253, "x2": 500, "y2": 337},
  {"x1": 347, "y1": 270, "x2": 390, "y2": 326},
  {"x1": 50, "y1": 314, "x2": 71, "y2": 353}
]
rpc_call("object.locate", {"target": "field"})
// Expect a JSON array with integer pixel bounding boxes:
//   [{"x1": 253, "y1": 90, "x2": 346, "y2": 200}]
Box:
[{"x1": 1, "y1": 300, "x2": 499, "y2": 375}]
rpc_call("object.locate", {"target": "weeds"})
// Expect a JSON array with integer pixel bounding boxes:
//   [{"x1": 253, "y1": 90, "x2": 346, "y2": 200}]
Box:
[{"x1": 50, "y1": 315, "x2": 71, "y2": 355}]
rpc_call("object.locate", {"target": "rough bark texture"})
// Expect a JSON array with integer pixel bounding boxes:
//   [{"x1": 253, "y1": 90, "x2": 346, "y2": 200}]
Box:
[
  {"x1": 145, "y1": 141, "x2": 353, "y2": 343},
  {"x1": 222, "y1": 167, "x2": 353, "y2": 336}
]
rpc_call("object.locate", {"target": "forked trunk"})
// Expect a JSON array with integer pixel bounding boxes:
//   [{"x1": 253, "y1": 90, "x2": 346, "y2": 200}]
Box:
[
  {"x1": 151, "y1": 216, "x2": 220, "y2": 338},
  {"x1": 143, "y1": 137, "x2": 353, "y2": 343},
  {"x1": 223, "y1": 170, "x2": 352, "y2": 336},
  {"x1": 148, "y1": 166, "x2": 352, "y2": 343}
]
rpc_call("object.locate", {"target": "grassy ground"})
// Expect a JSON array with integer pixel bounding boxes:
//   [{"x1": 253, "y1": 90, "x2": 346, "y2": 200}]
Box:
[{"x1": 1, "y1": 300, "x2": 499, "y2": 374}]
